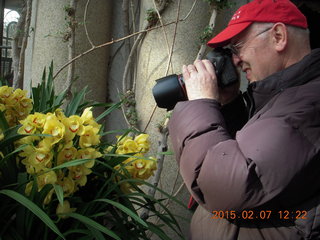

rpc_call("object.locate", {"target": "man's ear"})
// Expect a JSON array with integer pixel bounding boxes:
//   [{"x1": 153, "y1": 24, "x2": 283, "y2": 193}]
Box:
[{"x1": 271, "y1": 23, "x2": 288, "y2": 52}]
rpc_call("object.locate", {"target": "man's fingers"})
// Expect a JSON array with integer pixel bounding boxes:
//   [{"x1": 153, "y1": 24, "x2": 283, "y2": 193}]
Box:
[
  {"x1": 182, "y1": 65, "x2": 190, "y2": 79},
  {"x1": 193, "y1": 60, "x2": 216, "y2": 79},
  {"x1": 187, "y1": 64, "x2": 197, "y2": 74},
  {"x1": 202, "y1": 59, "x2": 216, "y2": 77}
]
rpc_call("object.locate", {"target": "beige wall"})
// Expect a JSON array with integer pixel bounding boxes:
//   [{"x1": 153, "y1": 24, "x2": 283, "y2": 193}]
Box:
[{"x1": 24, "y1": 0, "x2": 111, "y2": 104}]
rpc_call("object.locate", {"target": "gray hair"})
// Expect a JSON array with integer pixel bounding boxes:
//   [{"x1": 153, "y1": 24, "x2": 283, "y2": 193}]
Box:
[{"x1": 251, "y1": 22, "x2": 310, "y2": 45}]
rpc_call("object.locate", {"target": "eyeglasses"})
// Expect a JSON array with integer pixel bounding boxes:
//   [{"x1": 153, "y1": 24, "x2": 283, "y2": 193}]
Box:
[{"x1": 229, "y1": 27, "x2": 273, "y2": 56}]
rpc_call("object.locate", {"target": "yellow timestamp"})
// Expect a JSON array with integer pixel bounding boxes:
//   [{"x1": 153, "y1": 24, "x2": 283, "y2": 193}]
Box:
[{"x1": 211, "y1": 210, "x2": 307, "y2": 220}]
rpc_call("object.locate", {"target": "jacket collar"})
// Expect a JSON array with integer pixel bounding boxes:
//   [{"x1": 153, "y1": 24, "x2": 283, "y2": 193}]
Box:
[{"x1": 247, "y1": 48, "x2": 320, "y2": 115}]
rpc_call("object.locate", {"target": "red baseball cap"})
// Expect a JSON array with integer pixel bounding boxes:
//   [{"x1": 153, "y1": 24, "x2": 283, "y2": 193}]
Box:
[{"x1": 207, "y1": 0, "x2": 308, "y2": 48}]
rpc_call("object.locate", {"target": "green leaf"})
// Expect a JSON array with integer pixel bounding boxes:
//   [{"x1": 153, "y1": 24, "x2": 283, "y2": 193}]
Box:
[
  {"x1": 39, "y1": 67, "x2": 48, "y2": 112},
  {"x1": 65, "y1": 86, "x2": 88, "y2": 116},
  {"x1": 0, "y1": 125, "x2": 23, "y2": 149},
  {"x1": 95, "y1": 101, "x2": 122, "y2": 122},
  {"x1": 158, "y1": 151, "x2": 173, "y2": 155},
  {"x1": 0, "y1": 189, "x2": 65, "y2": 240},
  {"x1": 87, "y1": 226, "x2": 105, "y2": 240},
  {"x1": 0, "y1": 144, "x2": 27, "y2": 167},
  {"x1": 55, "y1": 229, "x2": 90, "y2": 240},
  {"x1": 68, "y1": 213, "x2": 121, "y2": 240},
  {"x1": 146, "y1": 222, "x2": 172, "y2": 240},
  {"x1": 0, "y1": 110, "x2": 9, "y2": 131},
  {"x1": 53, "y1": 184, "x2": 64, "y2": 206},
  {"x1": 94, "y1": 198, "x2": 148, "y2": 228},
  {"x1": 50, "y1": 158, "x2": 94, "y2": 170}
]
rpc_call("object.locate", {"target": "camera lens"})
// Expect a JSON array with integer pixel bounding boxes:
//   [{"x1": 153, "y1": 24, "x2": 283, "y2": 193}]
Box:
[{"x1": 152, "y1": 74, "x2": 187, "y2": 110}]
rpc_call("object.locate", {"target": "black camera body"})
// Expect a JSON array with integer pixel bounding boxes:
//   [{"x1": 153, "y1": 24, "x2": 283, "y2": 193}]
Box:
[{"x1": 152, "y1": 47, "x2": 239, "y2": 110}]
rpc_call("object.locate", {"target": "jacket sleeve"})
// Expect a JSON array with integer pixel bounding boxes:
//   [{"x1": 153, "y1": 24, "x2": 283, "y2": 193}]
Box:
[
  {"x1": 168, "y1": 96, "x2": 317, "y2": 213},
  {"x1": 220, "y1": 93, "x2": 248, "y2": 137}
]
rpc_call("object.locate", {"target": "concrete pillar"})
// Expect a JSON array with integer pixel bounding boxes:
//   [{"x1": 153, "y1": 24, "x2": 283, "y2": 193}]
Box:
[{"x1": 24, "y1": 0, "x2": 112, "y2": 104}]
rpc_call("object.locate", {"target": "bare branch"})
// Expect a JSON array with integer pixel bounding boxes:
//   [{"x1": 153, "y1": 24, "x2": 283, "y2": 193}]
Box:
[
  {"x1": 53, "y1": 2, "x2": 199, "y2": 80},
  {"x1": 152, "y1": 0, "x2": 174, "y2": 74},
  {"x1": 142, "y1": 3, "x2": 218, "y2": 225},
  {"x1": 54, "y1": 20, "x2": 173, "y2": 80},
  {"x1": 183, "y1": 0, "x2": 199, "y2": 21},
  {"x1": 140, "y1": 0, "x2": 183, "y2": 221},
  {"x1": 84, "y1": 0, "x2": 94, "y2": 47},
  {"x1": 164, "y1": 0, "x2": 182, "y2": 75},
  {"x1": 122, "y1": 0, "x2": 168, "y2": 94},
  {"x1": 121, "y1": 0, "x2": 132, "y2": 94},
  {"x1": 64, "y1": 0, "x2": 78, "y2": 97},
  {"x1": 140, "y1": 119, "x2": 169, "y2": 220},
  {"x1": 143, "y1": 0, "x2": 199, "y2": 133},
  {"x1": 121, "y1": 1, "x2": 170, "y2": 130}
]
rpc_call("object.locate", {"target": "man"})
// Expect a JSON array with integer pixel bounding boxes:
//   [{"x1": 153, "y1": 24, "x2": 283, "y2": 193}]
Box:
[{"x1": 168, "y1": 0, "x2": 320, "y2": 239}]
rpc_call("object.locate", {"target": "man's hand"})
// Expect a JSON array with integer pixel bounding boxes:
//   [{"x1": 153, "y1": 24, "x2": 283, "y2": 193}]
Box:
[
  {"x1": 182, "y1": 59, "x2": 240, "y2": 105},
  {"x1": 182, "y1": 59, "x2": 219, "y2": 101}
]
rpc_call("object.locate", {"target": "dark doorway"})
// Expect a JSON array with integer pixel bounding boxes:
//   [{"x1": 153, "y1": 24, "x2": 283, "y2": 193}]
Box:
[{"x1": 293, "y1": 0, "x2": 320, "y2": 49}]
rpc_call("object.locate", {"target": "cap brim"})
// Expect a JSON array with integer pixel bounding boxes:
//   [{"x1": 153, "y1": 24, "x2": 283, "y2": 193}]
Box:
[{"x1": 207, "y1": 22, "x2": 252, "y2": 48}]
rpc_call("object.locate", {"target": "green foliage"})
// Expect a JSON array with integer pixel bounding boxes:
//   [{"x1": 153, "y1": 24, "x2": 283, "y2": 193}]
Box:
[
  {"x1": 146, "y1": 8, "x2": 159, "y2": 25},
  {"x1": 199, "y1": 25, "x2": 214, "y2": 45},
  {"x1": 0, "y1": 65, "x2": 186, "y2": 239},
  {"x1": 31, "y1": 61, "x2": 66, "y2": 114},
  {"x1": 204, "y1": 0, "x2": 235, "y2": 11}
]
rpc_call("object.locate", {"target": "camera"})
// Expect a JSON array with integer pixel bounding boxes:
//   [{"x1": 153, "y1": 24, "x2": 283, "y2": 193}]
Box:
[{"x1": 152, "y1": 47, "x2": 239, "y2": 110}]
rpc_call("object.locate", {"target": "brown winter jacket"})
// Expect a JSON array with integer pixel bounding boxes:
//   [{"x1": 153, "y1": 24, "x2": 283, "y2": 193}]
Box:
[{"x1": 168, "y1": 49, "x2": 320, "y2": 240}]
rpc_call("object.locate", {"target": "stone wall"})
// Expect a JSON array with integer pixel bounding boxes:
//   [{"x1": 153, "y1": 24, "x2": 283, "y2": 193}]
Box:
[{"x1": 24, "y1": 0, "x2": 111, "y2": 105}]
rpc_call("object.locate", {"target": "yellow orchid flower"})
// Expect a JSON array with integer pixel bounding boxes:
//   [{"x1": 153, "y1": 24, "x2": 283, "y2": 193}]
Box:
[
  {"x1": 57, "y1": 142, "x2": 77, "y2": 165},
  {"x1": 43, "y1": 188, "x2": 55, "y2": 205},
  {"x1": 77, "y1": 148, "x2": 102, "y2": 168},
  {"x1": 58, "y1": 176, "x2": 76, "y2": 197},
  {"x1": 116, "y1": 139, "x2": 139, "y2": 155},
  {"x1": 134, "y1": 157, "x2": 157, "y2": 180},
  {"x1": 124, "y1": 139, "x2": 139, "y2": 153},
  {"x1": 116, "y1": 135, "x2": 133, "y2": 146},
  {"x1": 25, "y1": 181, "x2": 33, "y2": 196},
  {"x1": 37, "y1": 170, "x2": 58, "y2": 190},
  {"x1": 119, "y1": 181, "x2": 134, "y2": 194},
  {"x1": 79, "y1": 125, "x2": 100, "y2": 148},
  {"x1": 9, "y1": 88, "x2": 28, "y2": 102},
  {"x1": 29, "y1": 112, "x2": 47, "y2": 129},
  {"x1": 80, "y1": 107, "x2": 101, "y2": 129},
  {"x1": 17, "y1": 136, "x2": 39, "y2": 145},
  {"x1": 56, "y1": 200, "x2": 76, "y2": 219},
  {"x1": 19, "y1": 144, "x2": 35, "y2": 158},
  {"x1": 0, "y1": 86, "x2": 13, "y2": 99},
  {"x1": 18, "y1": 113, "x2": 45, "y2": 135},
  {"x1": 42, "y1": 114, "x2": 65, "y2": 145},
  {"x1": 69, "y1": 164, "x2": 92, "y2": 186},
  {"x1": 134, "y1": 134, "x2": 150, "y2": 152},
  {"x1": 116, "y1": 156, "x2": 157, "y2": 182},
  {"x1": 18, "y1": 122, "x2": 36, "y2": 135},
  {"x1": 61, "y1": 115, "x2": 84, "y2": 141},
  {"x1": 22, "y1": 145, "x2": 53, "y2": 173},
  {"x1": 80, "y1": 107, "x2": 94, "y2": 125},
  {"x1": 104, "y1": 145, "x2": 115, "y2": 154},
  {"x1": 0, "y1": 103, "x2": 5, "y2": 111},
  {"x1": 54, "y1": 108, "x2": 66, "y2": 120},
  {"x1": 18, "y1": 97, "x2": 33, "y2": 111}
]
